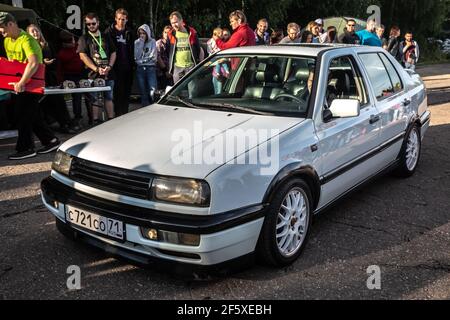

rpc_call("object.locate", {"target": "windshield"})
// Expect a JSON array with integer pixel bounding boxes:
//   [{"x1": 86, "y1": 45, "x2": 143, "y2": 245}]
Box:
[{"x1": 160, "y1": 55, "x2": 316, "y2": 117}]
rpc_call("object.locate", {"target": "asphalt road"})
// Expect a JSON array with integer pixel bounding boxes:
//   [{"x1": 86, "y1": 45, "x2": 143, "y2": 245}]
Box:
[{"x1": 0, "y1": 65, "x2": 449, "y2": 300}]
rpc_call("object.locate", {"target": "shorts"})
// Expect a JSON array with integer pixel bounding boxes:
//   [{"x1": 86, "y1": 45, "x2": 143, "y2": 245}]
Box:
[{"x1": 103, "y1": 80, "x2": 115, "y2": 101}]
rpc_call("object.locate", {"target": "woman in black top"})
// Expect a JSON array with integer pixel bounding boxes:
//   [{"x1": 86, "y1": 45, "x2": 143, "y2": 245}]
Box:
[{"x1": 387, "y1": 26, "x2": 402, "y2": 63}]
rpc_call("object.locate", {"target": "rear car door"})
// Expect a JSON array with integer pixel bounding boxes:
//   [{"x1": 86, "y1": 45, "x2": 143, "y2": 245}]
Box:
[{"x1": 357, "y1": 52, "x2": 409, "y2": 149}]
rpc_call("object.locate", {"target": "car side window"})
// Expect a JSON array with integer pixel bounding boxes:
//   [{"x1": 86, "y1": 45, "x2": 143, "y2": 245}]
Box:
[
  {"x1": 324, "y1": 56, "x2": 368, "y2": 109},
  {"x1": 378, "y1": 53, "x2": 403, "y2": 93},
  {"x1": 359, "y1": 53, "x2": 397, "y2": 100}
]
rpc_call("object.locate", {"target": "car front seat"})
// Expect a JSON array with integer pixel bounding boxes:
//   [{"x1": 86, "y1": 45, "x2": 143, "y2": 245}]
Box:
[{"x1": 243, "y1": 63, "x2": 284, "y2": 100}]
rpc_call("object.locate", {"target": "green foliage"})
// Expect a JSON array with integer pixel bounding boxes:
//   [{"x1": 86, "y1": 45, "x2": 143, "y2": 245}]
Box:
[{"x1": 420, "y1": 41, "x2": 450, "y2": 64}]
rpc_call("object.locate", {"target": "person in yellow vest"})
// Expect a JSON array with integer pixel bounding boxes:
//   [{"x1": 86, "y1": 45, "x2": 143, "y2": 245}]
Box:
[{"x1": 0, "y1": 12, "x2": 59, "y2": 160}]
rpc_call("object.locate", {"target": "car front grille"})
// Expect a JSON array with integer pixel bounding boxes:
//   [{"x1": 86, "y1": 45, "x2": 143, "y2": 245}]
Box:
[{"x1": 69, "y1": 158, "x2": 152, "y2": 200}]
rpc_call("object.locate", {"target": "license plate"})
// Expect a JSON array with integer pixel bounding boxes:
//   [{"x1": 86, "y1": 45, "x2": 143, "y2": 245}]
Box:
[{"x1": 65, "y1": 205, "x2": 124, "y2": 241}]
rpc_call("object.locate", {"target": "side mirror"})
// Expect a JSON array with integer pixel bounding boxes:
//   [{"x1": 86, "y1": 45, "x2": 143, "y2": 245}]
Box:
[
  {"x1": 323, "y1": 109, "x2": 333, "y2": 122},
  {"x1": 165, "y1": 86, "x2": 173, "y2": 94},
  {"x1": 328, "y1": 99, "x2": 360, "y2": 119}
]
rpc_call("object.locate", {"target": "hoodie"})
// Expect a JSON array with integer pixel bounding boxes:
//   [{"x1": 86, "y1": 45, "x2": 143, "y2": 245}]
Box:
[{"x1": 134, "y1": 24, "x2": 157, "y2": 67}]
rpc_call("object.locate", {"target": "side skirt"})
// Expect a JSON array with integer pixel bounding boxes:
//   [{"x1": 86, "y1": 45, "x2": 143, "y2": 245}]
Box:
[{"x1": 313, "y1": 159, "x2": 400, "y2": 217}]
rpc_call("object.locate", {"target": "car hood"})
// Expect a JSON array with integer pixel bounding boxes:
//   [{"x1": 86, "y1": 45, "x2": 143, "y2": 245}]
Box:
[{"x1": 61, "y1": 104, "x2": 304, "y2": 179}]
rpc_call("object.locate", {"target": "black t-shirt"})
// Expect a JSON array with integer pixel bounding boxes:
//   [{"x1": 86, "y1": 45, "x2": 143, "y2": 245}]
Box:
[
  {"x1": 77, "y1": 32, "x2": 117, "y2": 80},
  {"x1": 113, "y1": 29, "x2": 130, "y2": 70},
  {"x1": 42, "y1": 44, "x2": 58, "y2": 85}
]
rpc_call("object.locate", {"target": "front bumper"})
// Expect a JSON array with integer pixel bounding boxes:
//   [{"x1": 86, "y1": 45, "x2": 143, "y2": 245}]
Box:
[{"x1": 41, "y1": 177, "x2": 265, "y2": 267}]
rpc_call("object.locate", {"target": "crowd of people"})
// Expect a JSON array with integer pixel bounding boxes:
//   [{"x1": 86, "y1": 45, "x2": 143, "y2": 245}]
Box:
[{"x1": 0, "y1": 8, "x2": 420, "y2": 160}]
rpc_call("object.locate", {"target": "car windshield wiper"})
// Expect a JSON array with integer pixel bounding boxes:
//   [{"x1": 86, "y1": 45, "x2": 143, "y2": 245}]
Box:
[
  {"x1": 196, "y1": 102, "x2": 273, "y2": 116},
  {"x1": 166, "y1": 96, "x2": 204, "y2": 110}
]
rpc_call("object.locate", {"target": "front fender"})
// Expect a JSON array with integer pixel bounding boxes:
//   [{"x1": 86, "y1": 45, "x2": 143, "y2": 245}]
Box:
[{"x1": 263, "y1": 163, "x2": 321, "y2": 210}]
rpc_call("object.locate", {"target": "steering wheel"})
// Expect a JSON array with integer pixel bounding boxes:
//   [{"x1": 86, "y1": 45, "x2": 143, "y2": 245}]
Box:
[{"x1": 274, "y1": 93, "x2": 303, "y2": 103}]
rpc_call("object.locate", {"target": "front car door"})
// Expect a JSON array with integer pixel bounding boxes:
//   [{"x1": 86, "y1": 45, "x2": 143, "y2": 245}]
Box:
[{"x1": 313, "y1": 51, "x2": 382, "y2": 209}]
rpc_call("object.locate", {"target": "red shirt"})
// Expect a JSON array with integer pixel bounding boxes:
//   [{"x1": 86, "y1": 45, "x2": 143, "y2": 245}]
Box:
[
  {"x1": 56, "y1": 45, "x2": 84, "y2": 83},
  {"x1": 216, "y1": 24, "x2": 256, "y2": 50}
]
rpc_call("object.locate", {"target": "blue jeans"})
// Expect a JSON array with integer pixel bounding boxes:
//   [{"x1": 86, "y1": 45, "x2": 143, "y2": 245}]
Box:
[
  {"x1": 212, "y1": 63, "x2": 230, "y2": 95},
  {"x1": 136, "y1": 65, "x2": 157, "y2": 107}
]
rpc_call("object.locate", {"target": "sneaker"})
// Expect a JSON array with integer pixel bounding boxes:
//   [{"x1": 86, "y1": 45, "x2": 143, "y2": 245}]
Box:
[
  {"x1": 37, "y1": 138, "x2": 61, "y2": 154},
  {"x1": 8, "y1": 150, "x2": 37, "y2": 160}
]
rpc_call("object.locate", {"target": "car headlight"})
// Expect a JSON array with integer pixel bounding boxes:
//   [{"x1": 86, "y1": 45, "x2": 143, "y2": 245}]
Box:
[
  {"x1": 52, "y1": 151, "x2": 73, "y2": 176},
  {"x1": 152, "y1": 178, "x2": 210, "y2": 206}
]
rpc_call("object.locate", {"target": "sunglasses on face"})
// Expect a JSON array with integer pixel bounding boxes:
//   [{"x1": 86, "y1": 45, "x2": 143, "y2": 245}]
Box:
[{"x1": 86, "y1": 23, "x2": 97, "y2": 26}]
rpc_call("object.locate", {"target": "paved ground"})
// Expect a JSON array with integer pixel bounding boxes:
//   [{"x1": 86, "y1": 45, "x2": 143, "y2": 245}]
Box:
[{"x1": 0, "y1": 65, "x2": 449, "y2": 300}]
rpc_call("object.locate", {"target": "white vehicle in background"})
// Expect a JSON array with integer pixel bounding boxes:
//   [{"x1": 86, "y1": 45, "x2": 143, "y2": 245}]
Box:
[{"x1": 41, "y1": 44, "x2": 430, "y2": 271}]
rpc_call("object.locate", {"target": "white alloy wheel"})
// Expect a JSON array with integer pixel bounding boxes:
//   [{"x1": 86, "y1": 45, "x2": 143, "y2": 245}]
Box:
[
  {"x1": 276, "y1": 188, "x2": 310, "y2": 258},
  {"x1": 406, "y1": 128, "x2": 420, "y2": 171}
]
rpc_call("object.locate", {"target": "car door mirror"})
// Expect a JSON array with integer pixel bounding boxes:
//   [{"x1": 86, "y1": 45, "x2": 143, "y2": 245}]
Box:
[
  {"x1": 165, "y1": 86, "x2": 173, "y2": 94},
  {"x1": 323, "y1": 109, "x2": 333, "y2": 122},
  {"x1": 328, "y1": 99, "x2": 360, "y2": 119}
]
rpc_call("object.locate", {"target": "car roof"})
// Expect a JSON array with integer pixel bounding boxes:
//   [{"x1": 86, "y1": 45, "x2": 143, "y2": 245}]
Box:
[{"x1": 217, "y1": 43, "x2": 384, "y2": 57}]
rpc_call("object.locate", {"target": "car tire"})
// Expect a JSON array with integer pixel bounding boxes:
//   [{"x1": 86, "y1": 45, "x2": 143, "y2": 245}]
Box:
[
  {"x1": 257, "y1": 178, "x2": 313, "y2": 267},
  {"x1": 394, "y1": 124, "x2": 421, "y2": 178}
]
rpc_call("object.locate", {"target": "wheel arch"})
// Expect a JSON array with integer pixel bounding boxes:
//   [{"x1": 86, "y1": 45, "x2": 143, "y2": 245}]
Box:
[
  {"x1": 411, "y1": 114, "x2": 422, "y2": 128},
  {"x1": 263, "y1": 163, "x2": 321, "y2": 211}
]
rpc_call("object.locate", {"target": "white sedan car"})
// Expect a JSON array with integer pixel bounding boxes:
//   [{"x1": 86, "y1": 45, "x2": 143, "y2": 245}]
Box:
[{"x1": 42, "y1": 44, "x2": 430, "y2": 271}]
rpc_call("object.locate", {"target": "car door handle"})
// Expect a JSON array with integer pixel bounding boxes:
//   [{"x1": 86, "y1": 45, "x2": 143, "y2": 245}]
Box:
[
  {"x1": 370, "y1": 115, "x2": 380, "y2": 124},
  {"x1": 403, "y1": 99, "x2": 411, "y2": 106}
]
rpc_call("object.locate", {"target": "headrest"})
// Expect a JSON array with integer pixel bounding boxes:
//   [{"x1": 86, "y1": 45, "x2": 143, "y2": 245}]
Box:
[
  {"x1": 295, "y1": 68, "x2": 310, "y2": 81},
  {"x1": 328, "y1": 70, "x2": 350, "y2": 93},
  {"x1": 255, "y1": 63, "x2": 280, "y2": 83}
]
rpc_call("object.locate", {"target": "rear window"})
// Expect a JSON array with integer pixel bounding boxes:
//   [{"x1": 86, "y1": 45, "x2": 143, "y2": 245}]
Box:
[
  {"x1": 379, "y1": 53, "x2": 403, "y2": 93},
  {"x1": 359, "y1": 53, "x2": 399, "y2": 100}
]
